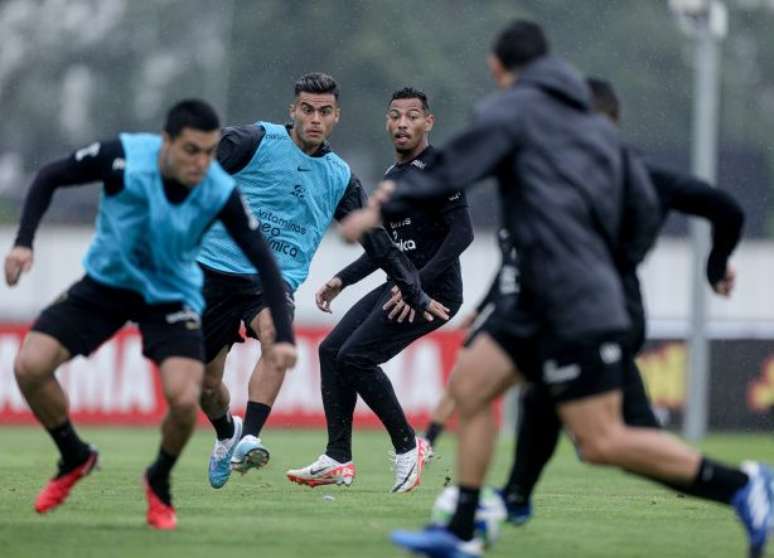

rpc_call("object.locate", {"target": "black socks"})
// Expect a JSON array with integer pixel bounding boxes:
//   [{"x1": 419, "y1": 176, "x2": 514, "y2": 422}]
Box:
[
  {"x1": 146, "y1": 447, "x2": 178, "y2": 506},
  {"x1": 47, "y1": 420, "x2": 91, "y2": 474},
  {"x1": 243, "y1": 401, "x2": 271, "y2": 438},
  {"x1": 210, "y1": 412, "x2": 235, "y2": 441},
  {"x1": 447, "y1": 486, "x2": 480, "y2": 541}
]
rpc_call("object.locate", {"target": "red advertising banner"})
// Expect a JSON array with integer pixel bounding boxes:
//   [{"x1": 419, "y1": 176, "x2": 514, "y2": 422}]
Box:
[{"x1": 0, "y1": 324, "x2": 466, "y2": 428}]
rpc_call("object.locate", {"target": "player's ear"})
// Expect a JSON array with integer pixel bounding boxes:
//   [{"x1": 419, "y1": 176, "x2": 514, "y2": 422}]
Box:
[
  {"x1": 425, "y1": 113, "x2": 435, "y2": 133},
  {"x1": 334, "y1": 106, "x2": 341, "y2": 125}
]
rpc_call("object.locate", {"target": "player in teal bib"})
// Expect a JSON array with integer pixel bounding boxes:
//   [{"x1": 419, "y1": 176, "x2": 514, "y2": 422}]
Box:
[
  {"x1": 6, "y1": 100, "x2": 296, "y2": 530},
  {"x1": 198, "y1": 73, "x2": 451, "y2": 490}
]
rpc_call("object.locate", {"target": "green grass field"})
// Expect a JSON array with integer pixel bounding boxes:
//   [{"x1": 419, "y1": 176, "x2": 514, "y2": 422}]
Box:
[{"x1": 0, "y1": 427, "x2": 771, "y2": 558}]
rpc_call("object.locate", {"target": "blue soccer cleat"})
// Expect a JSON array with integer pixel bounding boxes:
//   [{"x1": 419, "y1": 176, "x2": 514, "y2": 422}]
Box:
[
  {"x1": 498, "y1": 490, "x2": 533, "y2": 526},
  {"x1": 732, "y1": 461, "x2": 774, "y2": 558},
  {"x1": 207, "y1": 415, "x2": 243, "y2": 489},
  {"x1": 391, "y1": 526, "x2": 483, "y2": 558},
  {"x1": 230, "y1": 434, "x2": 270, "y2": 475}
]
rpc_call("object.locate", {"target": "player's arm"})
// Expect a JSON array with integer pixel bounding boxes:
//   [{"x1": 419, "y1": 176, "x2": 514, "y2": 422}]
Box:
[
  {"x1": 216, "y1": 125, "x2": 266, "y2": 175},
  {"x1": 649, "y1": 166, "x2": 745, "y2": 294},
  {"x1": 382, "y1": 98, "x2": 523, "y2": 216},
  {"x1": 315, "y1": 252, "x2": 379, "y2": 314},
  {"x1": 417, "y1": 195, "x2": 474, "y2": 285},
  {"x1": 216, "y1": 189, "x2": 295, "y2": 346},
  {"x1": 6, "y1": 140, "x2": 125, "y2": 286},
  {"x1": 337, "y1": 252, "x2": 380, "y2": 287},
  {"x1": 339, "y1": 97, "x2": 523, "y2": 239},
  {"x1": 334, "y1": 175, "x2": 449, "y2": 321}
]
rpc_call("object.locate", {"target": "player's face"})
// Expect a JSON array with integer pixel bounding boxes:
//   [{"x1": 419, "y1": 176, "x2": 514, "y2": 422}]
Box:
[
  {"x1": 161, "y1": 128, "x2": 220, "y2": 187},
  {"x1": 386, "y1": 98, "x2": 433, "y2": 154},
  {"x1": 289, "y1": 92, "x2": 340, "y2": 153}
]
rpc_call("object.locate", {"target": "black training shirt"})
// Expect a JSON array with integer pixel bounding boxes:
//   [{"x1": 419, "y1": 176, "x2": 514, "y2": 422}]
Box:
[{"x1": 336, "y1": 146, "x2": 473, "y2": 302}]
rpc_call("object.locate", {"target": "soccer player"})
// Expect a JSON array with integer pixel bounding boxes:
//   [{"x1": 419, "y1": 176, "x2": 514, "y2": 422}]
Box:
[
  {"x1": 5, "y1": 99, "x2": 296, "y2": 530},
  {"x1": 197, "y1": 73, "x2": 450, "y2": 490},
  {"x1": 341, "y1": 21, "x2": 772, "y2": 558},
  {"x1": 286, "y1": 87, "x2": 473, "y2": 492},
  {"x1": 498, "y1": 76, "x2": 746, "y2": 524}
]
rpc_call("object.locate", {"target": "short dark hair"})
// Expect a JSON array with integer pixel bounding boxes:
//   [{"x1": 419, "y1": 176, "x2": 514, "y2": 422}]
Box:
[
  {"x1": 294, "y1": 72, "x2": 339, "y2": 100},
  {"x1": 164, "y1": 99, "x2": 220, "y2": 138},
  {"x1": 492, "y1": 20, "x2": 549, "y2": 71},
  {"x1": 586, "y1": 77, "x2": 621, "y2": 122},
  {"x1": 389, "y1": 87, "x2": 430, "y2": 112}
]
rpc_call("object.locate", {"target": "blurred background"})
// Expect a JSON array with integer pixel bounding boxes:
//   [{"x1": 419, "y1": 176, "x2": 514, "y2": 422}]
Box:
[{"x1": 0, "y1": 0, "x2": 773, "y2": 432}]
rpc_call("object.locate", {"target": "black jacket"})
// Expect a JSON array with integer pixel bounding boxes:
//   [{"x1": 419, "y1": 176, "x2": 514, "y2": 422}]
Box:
[{"x1": 382, "y1": 56, "x2": 659, "y2": 340}]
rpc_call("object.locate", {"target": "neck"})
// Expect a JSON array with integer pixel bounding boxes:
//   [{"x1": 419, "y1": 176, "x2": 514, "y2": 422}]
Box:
[
  {"x1": 498, "y1": 71, "x2": 518, "y2": 90},
  {"x1": 394, "y1": 139, "x2": 429, "y2": 164},
  {"x1": 291, "y1": 127, "x2": 320, "y2": 155}
]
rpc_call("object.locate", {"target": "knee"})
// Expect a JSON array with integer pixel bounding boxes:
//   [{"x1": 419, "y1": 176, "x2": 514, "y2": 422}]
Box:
[
  {"x1": 448, "y1": 373, "x2": 485, "y2": 418},
  {"x1": 318, "y1": 338, "x2": 340, "y2": 368},
  {"x1": 168, "y1": 385, "x2": 201, "y2": 417},
  {"x1": 14, "y1": 349, "x2": 53, "y2": 387},
  {"x1": 201, "y1": 367, "x2": 223, "y2": 395},
  {"x1": 574, "y1": 428, "x2": 624, "y2": 466}
]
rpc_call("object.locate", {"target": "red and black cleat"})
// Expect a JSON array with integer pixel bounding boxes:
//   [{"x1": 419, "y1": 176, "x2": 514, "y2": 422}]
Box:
[
  {"x1": 143, "y1": 475, "x2": 177, "y2": 530},
  {"x1": 35, "y1": 447, "x2": 99, "y2": 514}
]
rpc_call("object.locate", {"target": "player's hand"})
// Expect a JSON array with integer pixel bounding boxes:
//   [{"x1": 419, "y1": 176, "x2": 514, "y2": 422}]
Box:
[
  {"x1": 269, "y1": 342, "x2": 298, "y2": 370},
  {"x1": 423, "y1": 299, "x2": 450, "y2": 322},
  {"x1": 338, "y1": 180, "x2": 396, "y2": 243},
  {"x1": 712, "y1": 265, "x2": 736, "y2": 297},
  {"x1": 383, "y1": 289, "x2": 450, "y2": 323},
  {"x1": 373, "y1": 180, "x2": 396, "y2": 205},
  {"x1": 4, "y1": 246, "x2": 33, "y2": 287},
  {"x1": 338, "y1": 207, "x2": 381, "y2": 244},
  {"x1": 316, "y1": 276, "x2": 344, "y2": 313},
  {"x1": 459, "y1": 310, "x2": 479, "y2": 330},
  {"x1": 383, "y1": 288, "x2": 414, "y2": 323}
]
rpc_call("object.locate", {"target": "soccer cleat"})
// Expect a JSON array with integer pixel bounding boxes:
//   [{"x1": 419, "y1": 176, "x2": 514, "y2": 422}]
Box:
[
  {"x1": 732, "y1": 461, "x2": 774, "y2": 558},
  {"x1": 287, "y1": 454, "x2": 356, "y2": 488},
  {"x1": 34, "y1": 446, "x2": 99, "y2": 514},
  {"x1": 391, "y1": 526, "x2": 484, "y2": 558},
  {"x1": 230, "y1": 435, "x2": 270, "y2": 474},
  {"x1": 391, "y1": 437, "x2": 430, "y2": 493},
  {"x1": 208, "y1": 415, "x2": 243, "y2": 489},
  {"x1": 143, "y1": 475, "x2": 177, "y2": 530},
  {"x1": 498, "y1": 490, "x2": 533, "y2": 526}
]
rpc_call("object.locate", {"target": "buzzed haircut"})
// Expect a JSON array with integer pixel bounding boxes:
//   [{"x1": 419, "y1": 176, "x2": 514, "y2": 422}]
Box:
[
  {"x1": 294, "y1": 72, "x2": 340, "y2": 101},
  {"x1": 586, "y1": 77, "x2": 621, "y2": 122},
  {"x1": 492, "y1": 19, "x2": 550, "y2": 71},
  {"x1": 389, "y1": 87, "x2": 430, "y2": 113},
  {"x1": 164, "y1": 99, "x2": 220, "y2": 138}
]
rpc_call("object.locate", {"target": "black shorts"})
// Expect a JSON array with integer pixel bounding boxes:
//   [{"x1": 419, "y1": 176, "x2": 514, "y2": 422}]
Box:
[
  {"x1": 536, "y1": 332, "x2": 627, "y2": 403},
  {"x1": 464, "y1": 301, "x2": 541, "y2": 381},
  {"x1": 32, "y1": 275, "x2": 204, "y2": 364},
  {"x1": 200, "y1": 265, "x2": 295, "y2": 363}
]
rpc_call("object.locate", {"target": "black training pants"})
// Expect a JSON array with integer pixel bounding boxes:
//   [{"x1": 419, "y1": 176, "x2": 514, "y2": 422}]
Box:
[{"x1": 320, "y1": 283, "x2": 460, "y2": 463}]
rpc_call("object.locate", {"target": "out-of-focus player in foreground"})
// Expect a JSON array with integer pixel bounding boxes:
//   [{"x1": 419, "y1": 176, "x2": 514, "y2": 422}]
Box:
[{"x1": 6, "y1": 99, "x2": 295, "y2": 530}]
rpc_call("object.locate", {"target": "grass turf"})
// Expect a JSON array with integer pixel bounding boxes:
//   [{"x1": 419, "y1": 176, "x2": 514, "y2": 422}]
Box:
[{"x1": 0, "y1": 427, "x2": 771, "y2": 557}]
